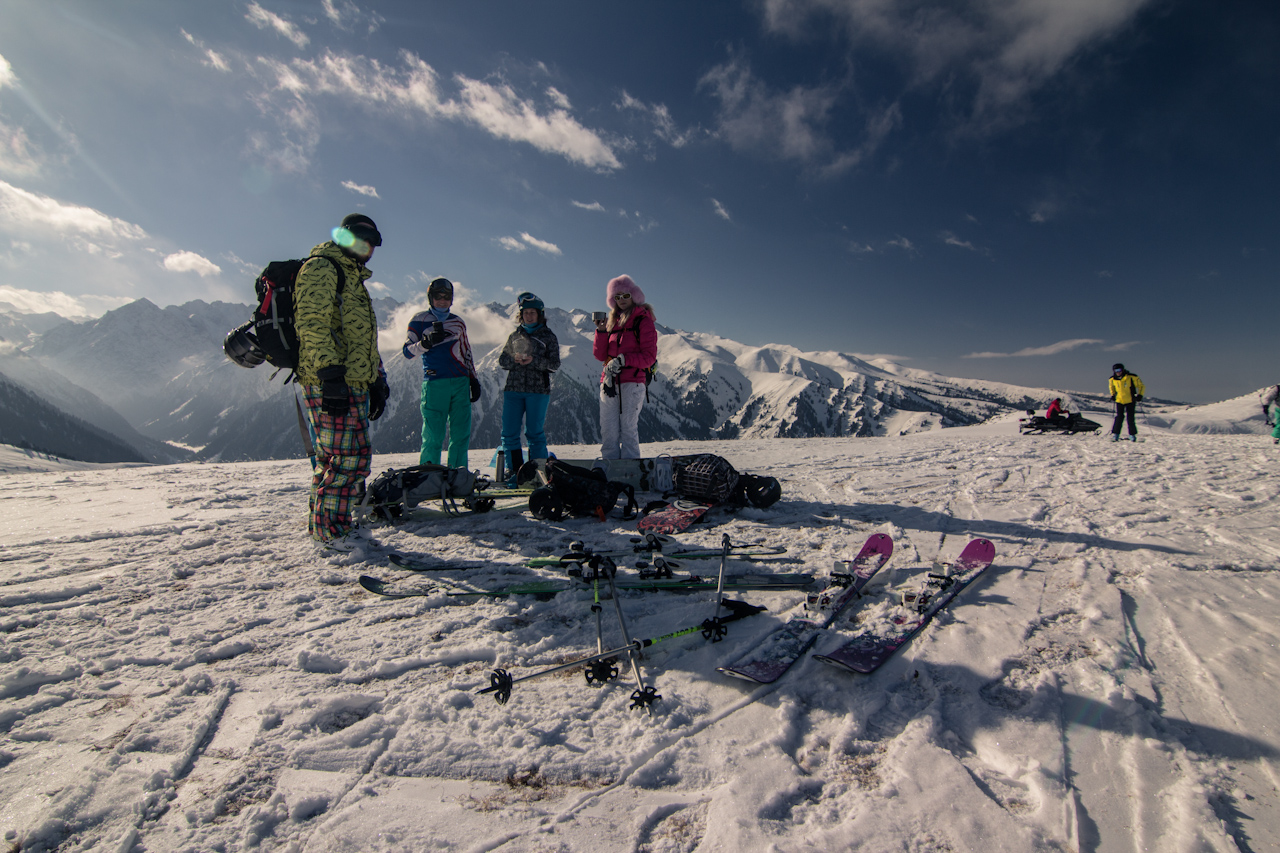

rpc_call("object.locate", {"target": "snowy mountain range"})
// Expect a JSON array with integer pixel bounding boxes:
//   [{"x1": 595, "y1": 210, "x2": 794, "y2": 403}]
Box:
[{"x1": 0, "y1": 297, "x2": 1229, "y2": 464}]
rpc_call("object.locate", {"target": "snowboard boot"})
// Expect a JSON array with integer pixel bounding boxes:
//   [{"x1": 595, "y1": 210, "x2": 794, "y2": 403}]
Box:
[
  {"x1": 505, "y1": 448, "x2": 524, "y2": 487},
  {"x1": 1112, "y1": 433, "x2": 1120, "y2": 442}
]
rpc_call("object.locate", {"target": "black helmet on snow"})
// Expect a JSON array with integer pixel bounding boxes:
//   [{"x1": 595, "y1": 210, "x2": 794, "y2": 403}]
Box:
[
  {"x1": 744, "y1": 475, "x2": 782, "y2": 509},
  {"x1": 223, "y1": 321, "x2": 265, "y2": 368},
  {"x1": 528, "y1": 486, "x2": 565, "y2": 521}
]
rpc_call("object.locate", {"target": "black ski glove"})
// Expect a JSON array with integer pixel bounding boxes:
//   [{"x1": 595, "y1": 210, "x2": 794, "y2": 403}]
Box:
[
  {"x1": 1136, "y1": 395, "x2": 1143, "y2": 403},
  {"x1": 426, "y1": 321, "x2": 449, "y2": 347},
  {"x1": 469, "y1": 376, "x2": 482, "y2": 403},
  {"x1": 368, "y1": 374, "x2": 390, "y2": 421},
  {"x1": 317, "y1": 365, "x2": 349, "y2": 416}
]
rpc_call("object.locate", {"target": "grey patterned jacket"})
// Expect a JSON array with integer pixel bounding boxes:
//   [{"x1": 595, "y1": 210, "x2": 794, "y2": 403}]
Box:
[{"x1": 498, "y1": 325, "x2": 560, "y2": 395}]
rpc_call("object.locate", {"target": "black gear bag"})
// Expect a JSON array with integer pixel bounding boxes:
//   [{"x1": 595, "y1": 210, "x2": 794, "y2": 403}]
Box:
[{"x1": 528, "y1": 460, "x2": 638, "y2": 521}]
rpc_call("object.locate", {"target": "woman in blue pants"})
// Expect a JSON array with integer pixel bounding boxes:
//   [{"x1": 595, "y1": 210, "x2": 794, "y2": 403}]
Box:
[{"x1": 497, "y1": 293, "x2": 560, "y2": 483}]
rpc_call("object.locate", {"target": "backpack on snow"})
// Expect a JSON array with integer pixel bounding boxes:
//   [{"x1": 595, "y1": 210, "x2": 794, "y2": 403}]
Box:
[
  {"x1": 528, "y1": 460, "x2": 638, "y2": 521},
  {"x1": 359, "y1": 464, "x2": 480, "y2": 521},
  {"x1": 672, "y1": 454, "x2": 741, "y2": 504},
  {"x1": 223, "y1": 256, "x2": 345, "y2": 374},
  {"x1": 670, "y1": 453, "x2": 782, "y2": 509}
]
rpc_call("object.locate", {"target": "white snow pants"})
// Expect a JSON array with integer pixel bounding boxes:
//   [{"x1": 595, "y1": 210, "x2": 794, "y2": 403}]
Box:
[{"x1": 599, "y1": 382, "x2": 645, "y2": 459}]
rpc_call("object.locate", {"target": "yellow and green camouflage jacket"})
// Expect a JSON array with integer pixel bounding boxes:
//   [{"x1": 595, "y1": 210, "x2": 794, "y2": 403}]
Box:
[{"x1": 294, "y1": 242, "x2": 381, "y2": 388}]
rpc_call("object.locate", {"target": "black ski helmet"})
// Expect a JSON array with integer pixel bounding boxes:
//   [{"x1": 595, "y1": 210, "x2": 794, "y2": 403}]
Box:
[
  {"x1": 428, "y1": 277, "x2": 454, "y2": 302},
  {"x1": 1112, "y1": 363, "x2": 1125, "y2": 372},
  {"x1": 528, "y1": 486, "x2": 565, "y2": 521},
  {"x1": 223, "y1": 321, "x2": 265, "y2": 368},
  {"x1": 744, "y1": 475, "x2": 782, "y2": 508},
  {"x1": 338, "y1": 213, "x2": 382, "y2": 246}
]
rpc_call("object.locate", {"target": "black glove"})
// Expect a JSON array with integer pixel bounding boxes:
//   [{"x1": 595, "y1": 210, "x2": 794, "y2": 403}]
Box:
[
  {"x1": 318, "y1": 366, "x2": 349, "y2": 416},
  {"x1": 469, "y1": 376, "x2": 482, "y2": 403},
  {"x1": 1136, "y1": 395, "x2": 1143, "y2": 403},
  {"x1": 426, "y1": 322, "x2": 450, "y2": 347},
  {"x1": 368, "y1": 375, "x2": 390, "y2": 421}
]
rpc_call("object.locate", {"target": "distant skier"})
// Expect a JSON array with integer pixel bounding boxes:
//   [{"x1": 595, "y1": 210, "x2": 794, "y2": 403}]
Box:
[
  {"x1": 1261, "y1": 385, "x2": 1280, "y2": 444},
  {"x1": 497, "y1": 292, "x2": 560, "y2": 484},
  {"x1": 403, "y1": 277, "x2": 481, "y2": 468},
  {"x1": 1108, "y1": 363, "x2": 1145, "y2": 442},
  {"x1": 593, "y1": 274, "x2": 658, "y2": 460},
  {"x1": 296, "y1": 213, "x2": 391, "y2": 552}
]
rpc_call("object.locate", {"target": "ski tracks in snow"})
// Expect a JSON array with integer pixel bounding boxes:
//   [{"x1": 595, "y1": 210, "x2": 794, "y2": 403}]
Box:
[{"x1": 3, "y1": 436, "x2": 1280, "y2": 850}]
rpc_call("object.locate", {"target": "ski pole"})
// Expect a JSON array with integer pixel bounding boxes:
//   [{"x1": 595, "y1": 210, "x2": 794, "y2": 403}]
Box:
[
  {"x1": 704, "y1": 533, "x2": 732, "y2": 642},
  {"x1": 584, "y1": 575, "x2": 618, "y2": 686},
  {"x1": 476, "y1": 598, "x2": 766, "y2": 705},
  {"x1": 599, "y1": 555, "x2": 660, "y2": 714}
]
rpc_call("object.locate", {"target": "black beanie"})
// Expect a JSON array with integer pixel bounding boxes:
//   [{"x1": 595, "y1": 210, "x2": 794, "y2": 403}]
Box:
[{"x1": 1112, "y1": 363, "x2": 1125, "y2": 372}]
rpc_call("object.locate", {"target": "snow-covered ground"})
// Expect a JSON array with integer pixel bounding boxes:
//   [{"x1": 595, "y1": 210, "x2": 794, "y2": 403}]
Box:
[{"x1": 2, "y1": 403, "x2": 1279, "y2": 851}]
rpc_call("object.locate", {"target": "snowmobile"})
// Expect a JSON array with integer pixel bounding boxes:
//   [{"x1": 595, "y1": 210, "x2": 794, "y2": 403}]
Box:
[{"x1": 1018, "y1": 410, "x2": 1102, "y2": 435}]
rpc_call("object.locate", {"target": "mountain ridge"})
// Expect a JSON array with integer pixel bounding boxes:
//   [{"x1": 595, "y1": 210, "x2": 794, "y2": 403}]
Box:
[{"x1": 2, "y1": 298, "x2": 1188, "y2": 463}]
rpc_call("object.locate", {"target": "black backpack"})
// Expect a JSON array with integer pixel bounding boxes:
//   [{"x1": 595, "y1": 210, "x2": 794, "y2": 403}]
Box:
[
  {"x1": 670, "y1": 453, "x2": 782, "y2": 509},
  {"x1": 528, "y1": 460, "x2": 638, "y2": 521},
  {"x1": 673, "y1": 454, "x2": 741, "y2": 504},
  {"x1": 223, "y1": 256, "x2": 345, "y2": 373}
]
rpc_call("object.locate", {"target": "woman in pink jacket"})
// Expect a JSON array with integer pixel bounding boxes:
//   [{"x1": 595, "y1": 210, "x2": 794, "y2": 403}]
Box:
[{"x1": 593, "y1": 274, "x2": 658, "y2": 459}]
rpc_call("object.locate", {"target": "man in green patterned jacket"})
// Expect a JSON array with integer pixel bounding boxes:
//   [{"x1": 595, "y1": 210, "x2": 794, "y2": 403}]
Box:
[{"x1": 295, "y1": 213, "x2": 391, "y2": 552}]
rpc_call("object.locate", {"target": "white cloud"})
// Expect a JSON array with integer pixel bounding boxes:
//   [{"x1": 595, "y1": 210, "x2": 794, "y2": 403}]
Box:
[
  {"x1": 617, "y1": 91, "x2": 699, "y2": 148},
  {"x1": 698, "y1": 57, "x2": 896, "y2": 174},
  {"x1": 0, "y1": 285, "x2": 128, "y2": 319},
  {"x1": 0, "y1": 180, "x2": 146, "y2": 241},
  {"x1": 517, "y1": 232, "x2": 561, "y2": 255},
  {"x1": 571, "y1": 200, "x2": 606, "y2": 213},
  {"x1": 0, "y1": 53, "x2": 15, "y2": 89},
  {"x1": 0, "y1": 119, "x2": 41, "y2": 177},
  {"x1": 453, "y1": 74, "x2": 621, "y2": 170},
  {"x1": 711, "y1": 198, "x2": 732, "y2": 222},
  {"x1": 256, "y1": 51, "x2": 621, "y2": 171},
  {"x1": 321, "y1": 0, "x2": 382, "y2": 33},
  {"x1": 941, "y1": 231, "x2": 975, "y2": 250},
  {"x1": 162, "y1": 251, "x2": 221, "y2": 277},
  {"x1": 181, "y1": 29, "x2": 230, "y2": 72},
  {"x1": 964, "y1": 338, "x2": 1106, "y2": 358},
  {"x1": 761, "y1": 0, "x2": 1154, "y2": 130},
  {"x1": 495, "y1": 233, "x2": 562, "y2": 255},
  {"x1": 341, "y1": 180, "x2": 379, "y2": 198},
  {"x1": 246, "y1": 2, "x2": 309, "y2": 49},
  {"x1": 546, "y1": 87, "x2": 572, "y2": 110},
  {"x1": 887, "y1": 236, "x2": 914, "y2": 251}
]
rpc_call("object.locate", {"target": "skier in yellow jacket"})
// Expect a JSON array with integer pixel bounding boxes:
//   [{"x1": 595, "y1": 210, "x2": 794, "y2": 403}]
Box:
[
  {"x1": 1108, "y1": 363, "x2": 1145, "y2": 442},
  {"x1": 295, "y1": 213, "x2": 390, "y2": 551}
]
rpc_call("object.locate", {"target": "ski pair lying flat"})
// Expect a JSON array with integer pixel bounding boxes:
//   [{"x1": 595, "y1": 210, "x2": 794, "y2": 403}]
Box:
[
  {"x1": 360, "y1": 566, "x2": 815, "y2": 598},
  {"x1": 718, "y1": 536, "x2": 996, "y2": 683}
]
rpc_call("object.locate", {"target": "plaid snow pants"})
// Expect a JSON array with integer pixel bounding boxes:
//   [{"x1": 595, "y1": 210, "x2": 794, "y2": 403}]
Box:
[{"x1": 303, "y1": 385, "x2": 372, "y2": 542}]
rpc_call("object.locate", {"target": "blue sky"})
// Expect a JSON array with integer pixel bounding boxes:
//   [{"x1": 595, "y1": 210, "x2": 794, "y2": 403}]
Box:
[{"x1": 0, "y1": 1, "x2": 1275, "y2": 404}]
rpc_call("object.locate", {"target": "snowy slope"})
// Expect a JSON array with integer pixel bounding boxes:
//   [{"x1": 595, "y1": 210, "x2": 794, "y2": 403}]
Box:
[{"x1": 2, "y1": 428, "x2": 1278, "y2": 852}]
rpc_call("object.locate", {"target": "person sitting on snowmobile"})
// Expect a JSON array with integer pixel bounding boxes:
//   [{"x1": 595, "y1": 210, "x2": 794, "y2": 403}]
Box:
[{"x1": 1046, "y1": 398, "x2": 1069, "y2": 424}]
